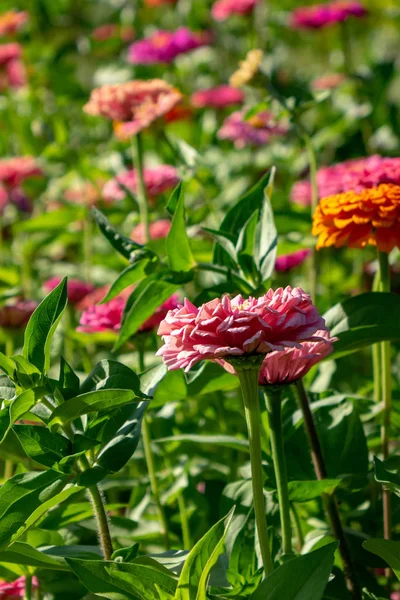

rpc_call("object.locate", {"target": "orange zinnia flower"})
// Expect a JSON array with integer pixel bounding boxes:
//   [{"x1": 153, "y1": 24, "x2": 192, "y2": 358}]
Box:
[{"x1": 312, "y1": 183, "x2": 400, "y2": 253}]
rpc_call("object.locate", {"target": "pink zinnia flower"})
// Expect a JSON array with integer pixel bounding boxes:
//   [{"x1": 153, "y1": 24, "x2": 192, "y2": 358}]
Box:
[
  {"x1": 311, "y1": 73, "x2": 346, "y2": 90},
  {"x1": 290, "y1": 1, "x2": 367, "y2": 30},
  {"x1": 212, "y1": 0, "x2": 258, "y2": 21},
  {"x1": 0, "y1": 43, "x2": 26, "y2": 90},
  {"x1": 157, "y1": 287, "x2": 327, "y2": 372},
  {"x1": 0, "y1": 576, "x2": 38, "y2": 599},
  {"x1": 128, "y1": 28, "x2": 210, "y2": 65},
  {"x1": 64, "y1": 181, "x2": 104, "y2": 206},
  {"x1": 218, "y1": 110, "x2": 287, "y2": 148},
  {"x1": 0, "y1": 11, "x2": 28, "y2": 37},
  {"x1": 131, "y1": 219, "x2": 171, "y2": 244},
  {"x1": 43, "y1": 277, "x2": 95, "y2": 305},
  {"x1": 191, "y1": 85, "x2": 244, "y2": 109},
  {"x1": 0, "y1": 42, "x2": 21, "y2": 63},
  {"x1": 0, "y1": 157, "x2": 42, "y2": 188},
  {"x1": 0, "y1": 300, "x2": 38, "y2": 329},
  {"x1": 102, "y1": 166, "x2": 179, "y2": 202},
  {"x1": 275, "y1": 249, "x2": 311, "y2": 272},
  {"x1": 391, "y1": 593, "x2": 400, "y2": 600}
]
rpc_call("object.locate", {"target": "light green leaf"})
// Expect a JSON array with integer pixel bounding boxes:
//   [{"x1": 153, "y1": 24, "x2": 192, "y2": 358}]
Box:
[{"x1": 167, "y1": 184, "x2": 196, "y2": 274}]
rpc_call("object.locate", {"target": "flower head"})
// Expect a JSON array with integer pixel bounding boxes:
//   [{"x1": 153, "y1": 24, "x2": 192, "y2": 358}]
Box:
[
  {"x1": 218, "y1": 110, "x2": 287, "y2": 148},
  {"x1": 157, "y1": 287, "x2": 327, "y2": 372},
  {"x1": 212, "y1": 0, "x2": 258, "y2": 21},
  {"x1": 191, "y1": 85, "x2": 244, "y2": 109},
  {"x1": 275, "y1": 249, "x2": 311, "y2": 272},
  {"x1": 312, "y1": 183, "x2": 400, "y2": 252},
  {"x1": 131, "y1": 219, "x2": 171, "y2": 244},
  {"x1": 0, "y1": 300, "x2": 38, "y2": 329},
  {"x1": 290, "y1": 1, "x2": 367, "y2": 30},
  {"x1": 0, "y1": 157, "x2": 42, "y2": 187},
  {"x1": 83, "y1": 80, "x2": 182, "y2": 138},
  {"x1": 230, "y1": 49, "x2": 263, "y2": 88},
  {"x1": 0, "y1": 11, "x2": 28, "y2": 37},
  {"x1": 102, "y1": 165, "x2": 179, "y2": 202},
  {"x1": 0, "y1": 43, "x2": 25, "y2": 90},
  {"x1": 44, "y1": 278, "x2": 95, "y2": 305},
  {"x1": 128, "y1": 28, "x2": 210, "y2": 65},
  {"x1": 0, "y1": 576, "x2": 39, "y2": 599},
  {"x1": 311, "y1": 73, "x2": 346, "y2": 91}
]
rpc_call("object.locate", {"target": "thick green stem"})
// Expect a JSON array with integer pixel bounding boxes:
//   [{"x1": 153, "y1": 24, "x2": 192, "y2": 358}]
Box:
[
  {"x1": 24, "y1": 574, "x2": 32, "y2": 600},
  {"x1": 378, "y1": 250, "x2": 392, "y2": 542},
  {"x1": 132, "y1": 133, "x2": 150, "y2": 244},
  {"x1": 236, "y1": 367, "x2": 274, "y2": 576},
  {"x1": 291, "y1": 503, "x2": 304, "y2": 552},
  {"x1": 295, "y1": 379, "x2": 361, "y2": 600},
  {"x1": 263, "y1": 388, "x2": 293, "y2": 556},
  {"x1": 177, "y1": 492, "x2": 191, "y2": 549}
]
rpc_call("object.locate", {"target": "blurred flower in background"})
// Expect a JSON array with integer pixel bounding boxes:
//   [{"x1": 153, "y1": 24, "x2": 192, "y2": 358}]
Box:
[
  {"x1": 218, "y1": 110, "x2": 287, "y2": 148},
  {"x1": 0, "y1": 10, "x2": 28, "y2": 37},
  {"x1": 230, "y1": 49, "x2": 263, "y2": 88},
  {"x1": 0, "y1": 300, "x2": 38, "y2": 329},
  {"x1": 131, "y1": 219, "x2": 171, "y2": 244},
  {"x1": 191, "y1": 85, "x2": 244, "y2": 109},
  {"x1": 275, "y1": 249, "x2": 311, "y2": 272},
  {"x1": 0, "y1": 43, "x2": 26, "y2": 90},
  {"x1": 311, "y1": 73, "x2": 346, "y2": 90},
  {"x1": 128, "y1": 28, "x2": 211, "y2": 64},
  {"x1": 212, "y1": 0, "x2": 259, "y2": 21},
  {"x1": 290, "y1": 0, "x2": 367, "y2": 30},
  {"x1": 44, "y1": 278, "x2": 95, "y2": 305},
  {"x1": 92, "y1": 24, "x2": 135, "y2": 42},
  {"x1": 102, "y1": 165, "x2": 179, "y2": 202}
]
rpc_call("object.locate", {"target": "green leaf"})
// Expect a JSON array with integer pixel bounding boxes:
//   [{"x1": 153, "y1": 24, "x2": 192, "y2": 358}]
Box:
[
  {"x1": 23, "y1": 277, "x2": 68, "y2": 373},
  {"x1": 0, "y1": 541, "x2": 68, "y2": 570},
  {"x1": 373, "y1": 456, "x2": 400, "y2": 496},
  {"x1": 166, "y1": 182, "x2": 182, "y2": 215},
  {"x1": 255, "y1": 171, "x2": 278, "y2": 282},
  {"x1": 287, "y1": 479, "x2": 341, "y2": 502},
  {"x1": 13, "y1": 207, "x2": 85, "y2": 233},
  {"x1": 0, "y1": 352, "x2": 16, "y2": 378},
  {"x1": 175, "y1": 507, "x2": 235, "y2": 600},
  {"x1": 115, "y1": 279, "x2": 179, "y2": 350},
  {"x1": 202, "y1": 228, "x2": 237, "y2": 263},
  {"x1": 100, "y1": 261, "x2": 151, "y2": 304},
  {"x1": 324, "y1": 292, "x2": 400, "y2": 358},
  {"x1": 156, "y1": 434, "x2": 249, "y2": 454},
  {"x1": 58, "y1": 357, "x2": 80, "y2": 400},
  {"x1": 9, "y1": 356, "x2": 41, "y2": 389},
  {"x1": 167, "y1": 184, "x2": 196, "y2": 274},
  {"x1": 13, "y1": 425, "x2": 71, "y2": 469},
  {"x1": 80, "y1": 360, "x2": 147, "y2": 398},
  {"x1": 92, "y1": 207, "x2": 141, "y2": 260},
  {"x1": 67, "y1": 556, "x2": 177, "y2": 599},
  {"x1": 363, "y1": 539, "x2": 400, "y2": 580},
  {"x1": 112, "y1": 543, "x2": 140, "y2": 563},
  {"x1": 0, "y1": 390, "x2": 36, "y2": 445},
  {"x1": 48, "y1": 389, "x2": 138, "y2": 431},
  {"x1": 0, "y1": 375, "x2": 15, "y2": 400},
  {"x1": 250, "y1": 542, "x2": 337, "y2": 599}
]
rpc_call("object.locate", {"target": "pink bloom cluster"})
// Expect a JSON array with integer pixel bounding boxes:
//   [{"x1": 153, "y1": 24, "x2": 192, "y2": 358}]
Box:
[
  {"x1": 218, "y1": 110, "x2": 287, "y2": 148},
  {"x1": 0, "y1": 11, "x2": 28, "y2": 37},
  {"x1": 78, "y1": 294, "x2": 179, "y2": 334},
  {"x1": 0, "y1": 300, "x2": 38, "y2": 329},
  {"x1": 191, "y1": 85, "x2": 244, "y2": 109},
  {"x1": 0, "y1": 576, "x2": 38, "y2": 599},
  {"x1": 275, "y1": 249, "x2": 310, "y2": 272},
  {"x1": 290, "y1": 1, "x2": 367, "y2": 30},
  {"x1": 157, "y1": 287, "x2": 326, "y2": 372},
  {"x1": 212, "y1": 0, "x2": 258, "y2": 21},
  {"x1": 128, "y1": 28, "x2": 210, "y2": 65},
  {"x1": 131, "y1": 219, "x2": 171, "y2": 244},
  {"x1": 103, "y1": 165, "x2": 179, "y2": 202},
  {"x1": 0, "y1": 43, "x2": 26, "y2": 90},
  {"x1": 44, "y1": 277, "x2": 95, "y2": 305},
  {"x1": 0, "y1": 156, "x2": 42, "y2": 214},
  {"x1": 291, "y1": 155, "x2": 400, "y2": 206}
]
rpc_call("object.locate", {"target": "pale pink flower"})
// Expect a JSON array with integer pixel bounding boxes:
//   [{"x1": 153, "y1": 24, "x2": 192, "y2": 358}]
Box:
[
  {"x1": 102, "y1": 166, "x2": 179, "y2": 202},
  {"x1": 128, "y1": 28, "x2": 210, "y2": 65},
  {"x1": 43, "y1": 277, "x2": 95, "y2": 305},
  {"x1": 212, "y1": 0, "x2": 258, "y2": 21},
  {"x1": 391, "y1": 593, "x2": 400, "y2": 600},
  {"x1": 131, "y1": 219, "x2": 171, "y2": 244},
  {"x1": 0, "y1": 42, "x2": 20, "y2": 63},
  {"x1": 0, "y1": 157, "x2": 42, "y2": 187},
  {"x1": 157, "y1": 287, "x2": 327, "y2": 372},
  {"x1": 311, "y1": 73, "x2": 346, "y2": 90},
  {"x1": 0, "y1": 576, "x2": 38, "y2": 599},
  {"x1": 0, "y1": 300, "x2": 38, "y2": 329},
  {"x1": 191, "y1": 85, "x2": 244, "y2": 109},
  {"x1": 218, "y1": 110, "x2": 287, "y2": 148},
  {"x1": 275, "y1": 249, "x2": 311, "y2": 272},
  {"x1": 64, "y1": 181, "x2": 104, "y2": 206},
  {"x1": 0, "y1": 11, "x2": 28, "y2": 37},
  {"x1": 290, "y1": 1, "x2": 367, "y2": 30}
]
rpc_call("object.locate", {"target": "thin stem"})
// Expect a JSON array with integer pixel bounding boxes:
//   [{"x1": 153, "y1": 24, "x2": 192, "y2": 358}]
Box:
[
  {"x1": 24, "y1": 575, "x2": 32, "y2": 600},
  {"x1": 303, "y1": 133, "x2": 318, "y2": 303},
  {"x1": 83, "y1": 210, "x2": 92, "y2": 283},
  {"x1": 295, "y1": 379, "x2": 361, "y2": 600},
  {"x1": 378, "y1": 250, "x2": 392, "y2": 543},
  {"x1": 4, "y1": 459, "x2": 13, "y2": 479},
  {"x1": 132, "y1": 133, "x2": 150, "y2": 244},
  {"x1": 291, "y1": 503, "x2": 304, "y2": 552},
  {"x1": 263, "y1": 388, "x2": 293, "y2": 556},
  {"x1": 236, "y1": 367, "x2": 274, "y2": 576},
  {"x1": 177, "y1": 492, "x2": 191, "y2": 549}
]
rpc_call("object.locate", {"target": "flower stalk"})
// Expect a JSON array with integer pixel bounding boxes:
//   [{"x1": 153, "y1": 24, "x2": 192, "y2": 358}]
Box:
[
  {"x1": 235, "y1": 365, "x2": 274, "y2": 576},
  {"x1": 132, "y1": 133, "x2": 150, "y2": 244}
]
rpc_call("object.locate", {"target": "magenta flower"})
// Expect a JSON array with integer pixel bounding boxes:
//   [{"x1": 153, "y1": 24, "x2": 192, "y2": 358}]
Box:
[
  {"x1": 290, "y1": 1, "x2": 367, "y2": 30},
  {"x1": 212, "y1": 0, "x2": 258, "y2": 20},
  {"x1": 0, "y1": 11, "x2": 28, "y2": 37},
  {"x1": 0, "y1": 300, "x2": 38, "y2": 329},
  {"x1": 102, "y1": 166, "x2": 179, "y2": 202},
  {"x1": 0, "y1": 576, "x2": 38, "y2": 599},
  {"x1": 0, "y1": 157, "x2": 42, "y2": 188},
  {"x1": 44, "y1": 277, "x2": 95, "y2": 305},
  {"x1": 128, "y1": 28, "x2": 210, "y2": 65},
  {"x1": 191, "y1": 85, "x2": 244, "y2": 109},
  {"x1": 218, "y1": 110, "x2": 287, "y2": 148},
  {"x1": 131, "y1": 219, "x2": 171, "y2": 244},
  {"x1": 0, "y1": 43, "x2": 26, "y2": 90},
  {"x1": 275, "y1": 249, "x2": 311, "y2": 272},
  {"x1": 157, "y1": 287, "x2": 327, "y2": 372}
]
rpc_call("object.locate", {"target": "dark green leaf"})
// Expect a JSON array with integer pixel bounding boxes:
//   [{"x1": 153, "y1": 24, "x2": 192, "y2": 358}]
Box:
[
  {"x1": 58, "y1": 357, "x2": 80, "y2": 400},
  {"x1": 373, "y1": 456, "x2": 400, "y2": 496},
  {"x1": 363, "y1": 539, "x2": 400, "y2": 580},
  {"x1": 166, "y1": 184, "x2": 196, "y2": 274},
  {"x1": 100, "y1": 261, "x2": 152, "y2": 304},
  {"x1": 13, "y1": 425, "x2": 71, "y2": 469},
  {"x1": 287, "y1": 479, "x2": 341, "y2": 502},
  {"x1": 92, "y1": 207, "x2": 141, "y2": 260},
  {"x1": 80, "y1": 360, "x2": 147, "y2": 398},
  {"x1": 0, "y1": 541, "x2": 67, "y2": 570}
]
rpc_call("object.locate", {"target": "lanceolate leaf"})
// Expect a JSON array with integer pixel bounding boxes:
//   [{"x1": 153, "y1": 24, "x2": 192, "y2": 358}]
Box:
[
  {"x1": 100, "y1": 261, "x2": 152, "y2": 304},
  {"x1": 363, "y1": 539, "x2": 400, "y2": 580},
  {"x1": 23, "y1": 277, "x2": 68, "y2": 373},
  {"x1": 0, "y1": 542, "x2": 68, "y2": 570},
  {"x1": 13, "y1": 424, "x2": 71, "y2": 469},
  {"x1": 80, "y1": 360, "x2": 147, "y2": 397},
  {"x1": 92, "y1": 207, "x2": 140, "y2": 260},
  {"x1": 0, "y1": 389, "x2": 36, "y2": 444},
  {"x1": 167, "y1": 184, "x2": 196, "y2": 274}
]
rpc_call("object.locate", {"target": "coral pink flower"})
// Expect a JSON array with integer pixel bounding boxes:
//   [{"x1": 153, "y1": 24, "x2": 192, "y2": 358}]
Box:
[
  {"x1": 0, "y1": 157, "x2": 42, "y2": 187},
  {"x1": 0, "y1": 42, "x2": 21, "y2": 63},
  {"x1": 43, "y1": 277, "x2": 95, "y2": 305},
  {"x1": 290, "y1": 1, "x2": 367, "y2": 30},
  {"x1": 128, "y1": 28, "x2": 210, "y2": 65},
  {"x1": 0, "y1": 576, "x2": 38, "y2": 599},
  {"x1": 64, "y1": 181, "x2": 104, "y2": 206},
  {"x1": 131, "y1": 219, "x2": 171, "y2": 244},
  {"x1": 157, "y1": 287, "x2": 327, "y2": 372},
  {"x1": 212, "y1": 0, "x2": 258, "y2": 21},
  {"x1": 191, "y1": 85, "x2": 244, "y2": 109},
  {"x1": 275, "y1": 249, "x2": 311, "y2": 272},
  {"x1": 311, "y1": 73, "x2": 346, "y2": 90},
  {"x1": 0, "y1": 300, "x2": 38, "y2": 329},
  {"x1": 0, "y1": 11, "x2": 28, "y2": 37},
  {"x1": 218, "y1": 110, "x2": 287, "y2": 148},
  {"x1": 145, "y1": 0, "x2": 176, "y2": 5},
  {"x1": 391, "y1": 593, "x2": 400, "y2": 600},
  {"x1": 103, "y1": 166, "x2": 179, "y2": 202},
  {"x1": 0, "y1": 43, "x2": 26, "y2": 90}
]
